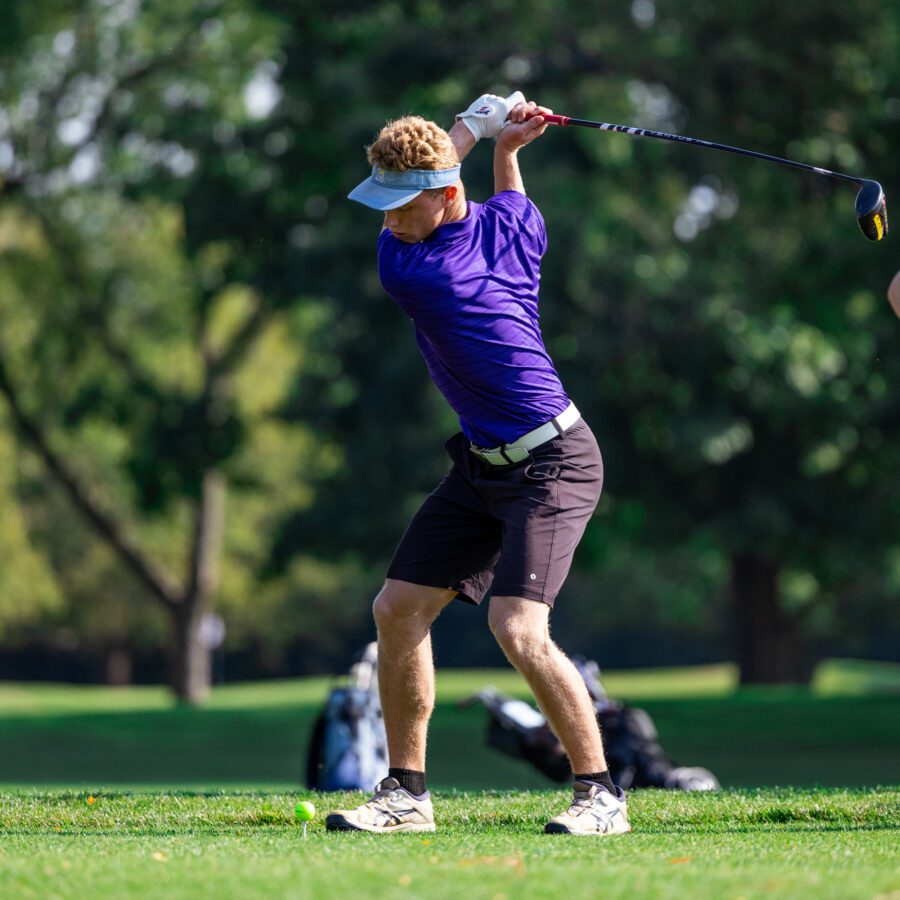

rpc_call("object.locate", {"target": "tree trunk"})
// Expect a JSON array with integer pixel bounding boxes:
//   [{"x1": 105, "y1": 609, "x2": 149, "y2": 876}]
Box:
[
  {"x1": 732, "y1": 553, "x2": 811, "y2": 685},
  {"x1": 170, "y1": 602, "x2": 212, "y2": 703},
  {"x1": 169, "y1": 470, "x2": 226, "y2": 704}
]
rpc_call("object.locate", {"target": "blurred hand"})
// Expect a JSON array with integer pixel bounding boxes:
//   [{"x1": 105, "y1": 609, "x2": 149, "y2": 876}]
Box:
[
  {"x1": 889, "y1": 269, "x2": 900, "y2": 318},
  {"x1": 497, "y1": 100, "x2": 553, "y2": 152}
]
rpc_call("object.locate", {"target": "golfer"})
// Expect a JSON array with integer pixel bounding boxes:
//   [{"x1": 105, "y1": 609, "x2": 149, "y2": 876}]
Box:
[{"x1": 327, "y1": 93, "x2": 630, "y2": 836}]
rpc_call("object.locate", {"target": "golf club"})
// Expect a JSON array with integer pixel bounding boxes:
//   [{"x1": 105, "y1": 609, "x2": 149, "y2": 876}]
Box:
[{"x1": 527, "y1": 112, "x2": 888, "y2": 242}]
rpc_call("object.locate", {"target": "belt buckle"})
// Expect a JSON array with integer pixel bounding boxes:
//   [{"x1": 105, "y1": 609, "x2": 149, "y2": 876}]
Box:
[
  {"x1": 501, "y1": 446, "x2": 530, "y2": 464},
  {"x1": 469, "y1": 443, "x2": 529, "y2": 466}
]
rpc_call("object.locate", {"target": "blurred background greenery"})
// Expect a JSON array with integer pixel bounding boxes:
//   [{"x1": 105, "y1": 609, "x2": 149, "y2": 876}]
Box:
[{"x1": 0, "y1": 0, "x2": 898, "y2": 706}]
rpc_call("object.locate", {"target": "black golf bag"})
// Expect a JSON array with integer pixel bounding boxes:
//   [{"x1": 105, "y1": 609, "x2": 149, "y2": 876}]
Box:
[
  {"x1": 459, "y1": 687, "x2": 574, "y2": 781},
  {"x1": 305, "y1": 642, "x2": 389, "y2": 791},
  {"x1": 459, "y1": 657, "x2": 719, "y2": 791}
]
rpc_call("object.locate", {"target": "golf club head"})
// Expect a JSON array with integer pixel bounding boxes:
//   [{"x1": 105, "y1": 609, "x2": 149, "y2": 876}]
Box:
[{"x1": 855, "y1": 181, "x2": 888, "y2": 241}]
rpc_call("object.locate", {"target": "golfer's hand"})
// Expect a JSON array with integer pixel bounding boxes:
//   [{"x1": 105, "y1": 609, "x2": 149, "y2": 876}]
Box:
[
  {"x1": 457, "y1": 91, "x2": 526, "y2": 141},
  {"x1": 497, "y1": 100, "x2": 553, "y2": 152}
]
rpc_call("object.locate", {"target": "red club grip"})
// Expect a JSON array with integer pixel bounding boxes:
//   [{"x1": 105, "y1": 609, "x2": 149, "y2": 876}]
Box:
[{"x1": 524, "y1": 112, "x2": 570, "y2": 126}]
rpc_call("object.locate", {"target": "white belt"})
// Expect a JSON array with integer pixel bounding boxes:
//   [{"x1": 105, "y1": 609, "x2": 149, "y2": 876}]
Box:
[{"x1": 469, "y1": 402, "x2": 581, "y2": 466}]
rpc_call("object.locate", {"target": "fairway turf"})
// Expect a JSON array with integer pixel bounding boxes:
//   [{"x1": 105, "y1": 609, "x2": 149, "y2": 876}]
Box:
[
  {"x1": 0, "y1": 789, "x2": 897, "y2": 899},
  {"x1": 0, "y1": 664, "x2": 897, "y2": 897}
]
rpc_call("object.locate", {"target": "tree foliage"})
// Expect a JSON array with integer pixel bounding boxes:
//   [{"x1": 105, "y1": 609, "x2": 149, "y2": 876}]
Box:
[{"x1": 0, "y1": 0, "x2": 898, "y2": 689}]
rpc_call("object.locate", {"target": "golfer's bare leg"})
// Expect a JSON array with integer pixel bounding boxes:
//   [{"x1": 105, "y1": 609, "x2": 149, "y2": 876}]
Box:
[
  {"x1": 373, "y1": 579, "x2": 456, "y2": 771},
  {"x1": 489, "y1": 595, "x2": 607, "y2": 774}
]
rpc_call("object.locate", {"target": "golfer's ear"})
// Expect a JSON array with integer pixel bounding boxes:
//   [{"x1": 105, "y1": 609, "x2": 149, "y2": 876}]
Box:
[{"x1": 443, "y1": 185, "x2": 458, "y2": 205}]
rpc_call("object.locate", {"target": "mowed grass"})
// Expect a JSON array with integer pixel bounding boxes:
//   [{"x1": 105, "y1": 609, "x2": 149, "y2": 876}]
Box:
[
  {"x1": 0, "y1": 661, "x2": 897, "y2": 898},
  {"x1": 0, "y1": 659, "x2": 897, "y2": 788},
  {"x1": 1, "y1": 788, "x2": 898, "y2": 899}
]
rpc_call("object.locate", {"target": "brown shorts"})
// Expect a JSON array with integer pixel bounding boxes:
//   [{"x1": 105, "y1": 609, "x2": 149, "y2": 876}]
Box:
[{"x1": 386, "y1": 419, "x2": 603, "y2": 607}]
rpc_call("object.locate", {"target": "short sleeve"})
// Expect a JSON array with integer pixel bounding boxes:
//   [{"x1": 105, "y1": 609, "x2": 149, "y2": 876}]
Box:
[{"x1": 482, "y1": 190, "x2": 547, "y2": 255}]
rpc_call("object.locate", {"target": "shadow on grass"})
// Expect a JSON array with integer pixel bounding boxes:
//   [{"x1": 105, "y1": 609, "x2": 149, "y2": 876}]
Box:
[{"x1": 0, "y1": 695, "x2": 897, "y2": 788}]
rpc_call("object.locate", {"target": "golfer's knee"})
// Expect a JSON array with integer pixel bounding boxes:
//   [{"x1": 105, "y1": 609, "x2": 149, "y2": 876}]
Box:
[
  {"x1": 373, "y1": 586, "x2": 409, "y2": 630},
  {"x1": 489, "y1": 614, "x2": 550, "y2": 668},
  {"x1": 373, "y1": 580, "x2": 447, "y2": 635}
]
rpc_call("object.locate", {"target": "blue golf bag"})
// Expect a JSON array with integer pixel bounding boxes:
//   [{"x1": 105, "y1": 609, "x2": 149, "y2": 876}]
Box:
[{"x1": 305, "y1": 642, "x2": 388, "y2": 791}]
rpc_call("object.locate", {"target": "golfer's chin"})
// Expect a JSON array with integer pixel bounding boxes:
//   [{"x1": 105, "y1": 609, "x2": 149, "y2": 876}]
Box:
[{"x1": 391, "y1": 231, "x2": 419, "y2": 243}]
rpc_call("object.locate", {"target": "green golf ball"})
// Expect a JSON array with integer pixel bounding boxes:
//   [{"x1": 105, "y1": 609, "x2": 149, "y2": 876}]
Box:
[{"x1": 295, "y1": 800, "x2": 316, "y2": 822}]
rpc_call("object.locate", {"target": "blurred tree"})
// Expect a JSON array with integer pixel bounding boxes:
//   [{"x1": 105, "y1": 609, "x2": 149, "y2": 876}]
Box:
[
  {"x1": 0, "y1": 0, "x2": 897, "y2": 690},
  {"x1": 0, "y1": 418, "x2": 64, "y2": 634},
  {"x1": 261, "y1": 0, "x2": 900, "y2": 682},
  {"x1": 539, "y1": 0, "x2": 900, "y2": 681},
  {"x1": 0, "y1": 0, "x2": 341, "y2": 700}
]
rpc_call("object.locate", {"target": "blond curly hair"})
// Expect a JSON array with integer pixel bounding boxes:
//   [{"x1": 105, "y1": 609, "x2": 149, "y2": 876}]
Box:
[{"x1": 367, "y1": 116, "x2": 459, "y2": 171}]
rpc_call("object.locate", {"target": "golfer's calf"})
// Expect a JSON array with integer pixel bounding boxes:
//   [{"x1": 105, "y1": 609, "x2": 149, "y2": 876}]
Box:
[
  {"x1": 372, "y1": 580, "x2": 454, "y2": 775},
  {"x1": 489, "y1": 595, "x2": 610, "y2": 780}
]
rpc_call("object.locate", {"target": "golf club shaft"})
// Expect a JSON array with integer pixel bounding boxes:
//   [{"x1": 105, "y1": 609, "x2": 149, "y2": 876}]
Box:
[{"x1": 533, "y1": 113, "x2": 865, "y2": 188}]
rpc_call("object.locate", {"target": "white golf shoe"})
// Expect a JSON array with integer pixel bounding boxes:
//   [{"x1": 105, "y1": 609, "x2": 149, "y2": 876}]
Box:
[
  {"x1": 325, "y1": 777, "x2": 436, "y2": 833},
  {"x1": 544, "y1": 781, "x2": 632, "y2": 835}
]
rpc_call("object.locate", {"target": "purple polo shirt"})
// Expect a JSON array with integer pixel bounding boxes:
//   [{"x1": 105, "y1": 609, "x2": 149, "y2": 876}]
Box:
[{"x1": 377, "y1": 190, "x2": 570, "y2": 448}]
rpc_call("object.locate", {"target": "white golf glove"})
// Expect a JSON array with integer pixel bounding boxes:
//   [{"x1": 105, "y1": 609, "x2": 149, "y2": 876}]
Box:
[{"x1": 456, "y1": 90, "x2": 526, "y2": 141}]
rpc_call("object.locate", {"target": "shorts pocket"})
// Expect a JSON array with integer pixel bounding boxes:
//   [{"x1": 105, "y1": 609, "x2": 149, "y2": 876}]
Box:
[{"x1": 523, "y1": 460, "x2": 561, "y2": 482}]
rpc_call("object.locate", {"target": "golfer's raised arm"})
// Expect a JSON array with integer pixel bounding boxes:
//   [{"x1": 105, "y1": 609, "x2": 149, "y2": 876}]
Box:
[
  {"x1": 494, "y1": 101, "x2": 552, "y2": 195},
  {"x1": 448, "y1": 121, "x2": 477, "y2": 162}
]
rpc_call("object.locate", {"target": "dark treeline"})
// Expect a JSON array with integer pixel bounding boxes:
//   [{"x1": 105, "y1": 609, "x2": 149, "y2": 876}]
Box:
[{"x1": 0, "y1": 1, "x2": 898, "y2": 702}]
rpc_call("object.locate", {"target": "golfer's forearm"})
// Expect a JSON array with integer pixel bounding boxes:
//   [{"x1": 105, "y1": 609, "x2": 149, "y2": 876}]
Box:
[
  {"x1": 449, "y1": 121, "x2": 477, "y2": 163},
  {"x1": 494, "y1": 147, "x2": 525, "y2": 195}
]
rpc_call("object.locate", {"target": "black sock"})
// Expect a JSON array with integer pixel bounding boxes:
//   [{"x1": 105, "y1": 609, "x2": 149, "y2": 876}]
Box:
[
  {"x1": 388, "y1": 767, "x2": 427, "y2": 796},
  {"x1": 575, "y1": 771, "x2": 616, "y2": 794}
]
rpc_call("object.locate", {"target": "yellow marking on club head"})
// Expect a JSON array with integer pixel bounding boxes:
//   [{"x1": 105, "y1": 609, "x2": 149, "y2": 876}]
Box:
[{"x1": 874, "y1": 213, "x2": 884, "y2": 241}]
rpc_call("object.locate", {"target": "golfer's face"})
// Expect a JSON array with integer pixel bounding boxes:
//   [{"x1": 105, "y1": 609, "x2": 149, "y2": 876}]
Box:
[{"x1": 383, "y1": 191, "x2": 446, "y2": 243}]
